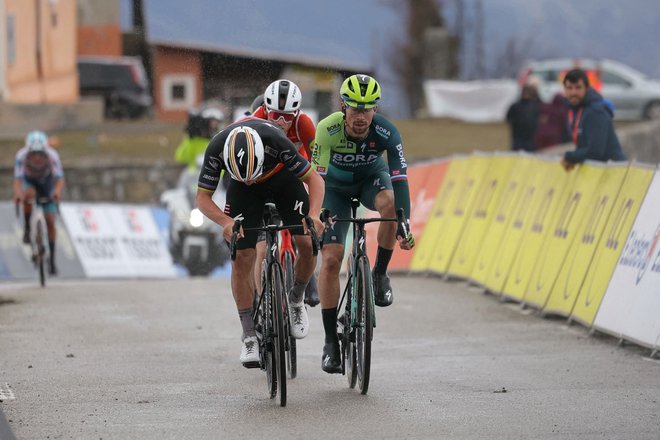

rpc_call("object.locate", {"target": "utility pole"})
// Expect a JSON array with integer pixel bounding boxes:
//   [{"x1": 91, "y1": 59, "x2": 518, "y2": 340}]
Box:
[
  {"x1": 474, "y1": 0, "x2": 485, "y2": 79},
  {"x1": 132, "y1": 0, "x2": 152, "y2": 94}
]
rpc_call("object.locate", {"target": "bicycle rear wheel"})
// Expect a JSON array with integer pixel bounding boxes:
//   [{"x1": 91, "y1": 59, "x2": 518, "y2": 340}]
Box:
[
  {"x1": 35, "y1": 218, "x2": 46, "y2": 287},
  {"x1": 282, "y1": 251, "x2": 297, "y2": 379},
  {"x1": 262, "y1": 269, "x2": 277, "y2": 400},
  {"x1": 355, "y1": 256, "x2": 373, "y2": 395},
  {"x1": 270, "y1": 263, "x2": 287, "y2": 406}
]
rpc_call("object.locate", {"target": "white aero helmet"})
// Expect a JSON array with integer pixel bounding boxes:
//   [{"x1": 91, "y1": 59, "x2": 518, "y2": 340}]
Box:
[
  {"x1": 25, "y1": 131, "x2": 49, "y2": 152},
  {"x1": 223, "y1": 126, "x2": 265, "y2": 182},
  {"x1": 264, "y1": 79, "x2": 302, "y2": 113}
]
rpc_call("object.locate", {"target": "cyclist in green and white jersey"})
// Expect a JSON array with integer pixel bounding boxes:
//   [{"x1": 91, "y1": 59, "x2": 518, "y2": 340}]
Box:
[{"x1": 311, "y1": 74, "x2": 415, "y2": 373}]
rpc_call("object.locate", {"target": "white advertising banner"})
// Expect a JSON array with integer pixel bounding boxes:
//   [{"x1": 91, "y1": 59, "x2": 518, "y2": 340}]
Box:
[
  {"x1": 593, "y1": 169, "x2": 660, "y2": 350},
  {"x1": 423, "y1": 79, "x2": 519, "y2": 123},
  {"x1": 60, "y1": 203, "x2": 177, "y2": 279}
]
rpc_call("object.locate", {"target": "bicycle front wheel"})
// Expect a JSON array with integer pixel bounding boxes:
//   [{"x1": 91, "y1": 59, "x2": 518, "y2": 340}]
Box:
[
  {"x1": 36, "y1": 218, "x2": 46, "y2": 287},
  {"x1": 282, "y1": 251, "x2": 297, "y2": 379},
  {"x1": 270, "y1": 263, "x2": 287, "y2": 406},
  {"x1": 355, "y1": 256, "x2": 373, "y2": 395}
]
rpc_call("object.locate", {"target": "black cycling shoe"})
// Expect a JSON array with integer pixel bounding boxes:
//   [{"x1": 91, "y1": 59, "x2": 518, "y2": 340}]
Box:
[
  {"x1": 373, "y1": 272, "x2": 393, "y2": 307},
  {"x1": 22, "y1": 228, "x2": 30, "y2": 244},
  {"x1": 304, "y1": 273, "x2": 320, "y2": 307},
  {"x1": 49, "y1": 260, "x2": 58, "y2": 276},
  {"x1": 321, "y1": 340, "x2": 342, "y2": 374}
]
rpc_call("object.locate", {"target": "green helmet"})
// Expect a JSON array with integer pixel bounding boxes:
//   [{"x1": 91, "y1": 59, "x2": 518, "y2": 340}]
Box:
[{"x1": 340, "y1": 74, "x2": 381, "y2": 109}]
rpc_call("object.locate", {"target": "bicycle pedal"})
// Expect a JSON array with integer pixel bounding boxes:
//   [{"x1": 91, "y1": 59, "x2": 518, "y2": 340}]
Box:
[{"x1": 242, "y1": 361, "x2": 261, "y2": 369}]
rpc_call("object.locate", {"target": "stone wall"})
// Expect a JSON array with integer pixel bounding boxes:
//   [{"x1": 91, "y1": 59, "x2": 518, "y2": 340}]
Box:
[{"x1": 1, "y1": 160, "x2": 185, "y2": 204}]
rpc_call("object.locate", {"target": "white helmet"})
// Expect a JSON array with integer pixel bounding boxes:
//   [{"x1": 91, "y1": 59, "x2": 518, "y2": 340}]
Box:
[
  {"x1": 25, "y1": 131, "x2": 49, "y2": 152},
  {"x1": 223, "y1": 126, "x2": 265, "y2": 183},
  {"x1": 264, "y1": 79, "x2": 302, "y2": 113},
  {"x1": 201, "y1": 107, "x2": 224, "y2": 121}
]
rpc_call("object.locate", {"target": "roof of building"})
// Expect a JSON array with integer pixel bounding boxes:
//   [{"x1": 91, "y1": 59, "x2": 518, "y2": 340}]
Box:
[{"x1": 121, "y1": 0, "x2": 391, "y2": 72}]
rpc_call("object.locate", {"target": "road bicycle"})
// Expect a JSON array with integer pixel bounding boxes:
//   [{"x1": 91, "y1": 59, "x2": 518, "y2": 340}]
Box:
[
  {"x1": 16, "y1": 197, "x2": 54, "y2": 287},
  {"x1": 230, "y1": 203, "x2": 318, "y2": 406},
  {"x1": 322, "y1": 200, "x2": 408, "y2": 395}
]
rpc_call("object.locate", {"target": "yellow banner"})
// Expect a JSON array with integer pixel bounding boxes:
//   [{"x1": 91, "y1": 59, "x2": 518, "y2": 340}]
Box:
[
  {"x1": 501, "y1": 159, "x2": 576, "y2": 302},
  {"x1": 483, "y1": 158, "x2": 551, "y2": 293},
  {"x1": 428, "y1": 153, "x2": 491, "y2": 274},
  {"x1": 543, "y1": 164, "x2": 628, "y2": 316},
  {"x1": 471, "y1": 155, "x2": 536, "y2": 287},
  {"x1": 570, "y1": 163, "x2": 656, "y2": 326},
  {"x1": 410, "y1": 157, "x2": 464, "y2": 272},
  {"x1": 448, "y1": 154, "x2": 517, "y2": 279},
  {"x1": 523, "y1": 163, "x2": 607, "y2": 309}
]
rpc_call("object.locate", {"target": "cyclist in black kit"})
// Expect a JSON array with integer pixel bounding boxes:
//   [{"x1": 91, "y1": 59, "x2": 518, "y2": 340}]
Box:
[{"x1": 196, "y1": 118, "x2": 325, "y2": 366}]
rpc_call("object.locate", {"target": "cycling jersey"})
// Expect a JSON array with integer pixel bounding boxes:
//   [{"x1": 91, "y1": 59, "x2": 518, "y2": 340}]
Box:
[
  {"x1": 14, "y1": 146, "x2": 64, "y2": 184},
  {"x1": 250, "y1": 106, "x2": 315, "y2": 159},
  {"x1": 312, "y1": 112, "x2": 410, "y2": 219},
  {"x1": 198, "y1": 118, "x2": 312, "y2": 193}
]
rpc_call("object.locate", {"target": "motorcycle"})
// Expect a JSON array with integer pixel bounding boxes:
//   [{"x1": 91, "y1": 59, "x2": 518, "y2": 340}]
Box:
[{"x1": 160, "y1": 165, "x2": 229, "y2": 276}]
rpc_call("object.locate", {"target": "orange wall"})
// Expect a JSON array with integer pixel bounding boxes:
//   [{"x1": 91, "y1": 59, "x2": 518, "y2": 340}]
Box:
[
  {"x1": 154, "y1": 46, "x2": 202, "y2": 122},
  {"x1": 77, "y1": 24, "x2": 122, "y2": 56},
  {"x1": 5, "y1": 0, "x2": 78, "y2": 103}
]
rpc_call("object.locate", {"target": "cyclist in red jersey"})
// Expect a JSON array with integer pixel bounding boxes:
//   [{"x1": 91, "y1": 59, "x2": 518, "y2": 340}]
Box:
[{"x1": 249, "y1": 80, "x2": 320, "y2": 307}]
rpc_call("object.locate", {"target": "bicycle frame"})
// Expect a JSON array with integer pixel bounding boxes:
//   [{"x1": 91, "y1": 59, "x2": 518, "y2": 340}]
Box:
[
  {"x1": 17, "y1": 197, "x2": 52, "y2": 287},
  {"x1": 230, "y1": 203, "x2": 318, "y2": 406},
  {"x1": 324, "y1": 199, "x2": 405, "y2": 394}
]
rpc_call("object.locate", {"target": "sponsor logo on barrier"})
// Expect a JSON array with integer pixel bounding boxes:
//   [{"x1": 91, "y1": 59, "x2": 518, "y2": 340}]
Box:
[
  {"x1": 531, "y1": 188, "x2": 555, "y2": 233},
  {"x1": 434, "y1": 181, "x2": 455, "y2": 217},
  {"x1": 121, "y1": 238, "x2": 163, "y2": 259},
  {"x1": 124, "y1": 209, "x2": 144, "y2": 233},
  {"x1": 618, "y1": 224, "x2": 660, "y2": 284},
  {"x1": 495, "y1": 181, "x2": 518, "y2": 223},
  {"x1": 79, "y1": 208, "x2": 98, "y2": 232},
  {"x1": 453, "y1": 179, "x2": 475, "y2": 216},
  {"x1": 76, "y1": 237, "x2": 120, "y2": 259},
  {"x1": 473, "y1": 179, "x2": 497, "y2": 218},
  {"x1": 606, "y1": 198, "x2": 633, "y2": 250},
  {"x1": 554, "y1": 192, "x2": 581, "y2": 239}
]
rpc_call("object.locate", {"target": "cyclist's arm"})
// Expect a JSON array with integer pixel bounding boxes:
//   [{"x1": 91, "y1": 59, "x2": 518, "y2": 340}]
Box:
[
  {"x1": 311, "y1": 120, "x2": 333, "y2": 179},
  {"x1": 195, "y1": 137, "x2": 236, "y2": 240},
  {"x1": 384, "y1": 130, "x2": 411, "y2": 220},
  {"x1": 295, "y1": 113, "x2": 316, "y2": 160},
  {"x1": 13, "y1": 150, "x2": 25, "y2": 202},
  {"x1": 300, "y1": 168, "x2": 324, "y2": 220}
]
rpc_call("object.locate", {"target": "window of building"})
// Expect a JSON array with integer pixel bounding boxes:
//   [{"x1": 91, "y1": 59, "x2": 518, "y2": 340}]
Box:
[{"x1": 162, "y1": 74, "x2": 196, "y2": 110}]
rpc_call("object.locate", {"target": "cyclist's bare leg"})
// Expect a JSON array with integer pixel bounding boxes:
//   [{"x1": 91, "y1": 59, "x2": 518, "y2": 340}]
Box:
[
  {"x1": 21, "y1": 187, "x2": 36, "y2": 243},
  {"x1": 318, "y1": 243, "x2": 344, "y2": 373},
  {"x1": 253, "y1": 240, "x2": 266, "y2": 295},
  {"x1": 374, "y1": 189, "x2": 396, "y2": 249},
  {"x1": 318, "y1": 244, "x2": 344, "y2": 309},
  {"x1": 290, "y1": 235, "x2": 316, "y2": 303},
  {"x1": 373, "y1": 189, "x2": 397, "y2": 306},
  {"x1": 232, "y1": 248, "x2": 257, "y2": 310}
]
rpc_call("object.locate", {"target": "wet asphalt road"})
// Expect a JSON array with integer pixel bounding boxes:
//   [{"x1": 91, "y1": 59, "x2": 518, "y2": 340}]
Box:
[{"x1": 1, "y1": 276, "x2": 659, "y2": 440}]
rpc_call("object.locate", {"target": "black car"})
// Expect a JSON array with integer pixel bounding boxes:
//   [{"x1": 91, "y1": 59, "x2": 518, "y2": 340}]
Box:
[{"x1": 78, "y1": 56, "x2": 153, "y2": 119}]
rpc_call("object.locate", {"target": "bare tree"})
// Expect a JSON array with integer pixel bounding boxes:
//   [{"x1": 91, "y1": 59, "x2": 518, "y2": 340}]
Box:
[{"x1": 381, "y1": 0, "x2": 446, "y2": 116}]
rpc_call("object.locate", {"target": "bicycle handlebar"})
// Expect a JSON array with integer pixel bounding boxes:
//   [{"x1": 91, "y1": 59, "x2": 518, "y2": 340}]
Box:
[{"x1": 230, "y1": 215, "x2": 320, "y2": 261}]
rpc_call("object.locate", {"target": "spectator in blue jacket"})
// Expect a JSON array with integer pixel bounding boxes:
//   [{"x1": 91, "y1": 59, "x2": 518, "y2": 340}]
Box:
[{"x1": 560, "y1": 68, "x2": 626, "y2": 171}]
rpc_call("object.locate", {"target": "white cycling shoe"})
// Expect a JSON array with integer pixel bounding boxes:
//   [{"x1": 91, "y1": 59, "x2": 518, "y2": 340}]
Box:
[
  {"x1": 289, "y1": 300, "x2": 309, "y2": 339},
  {"x1": 240, "y1": 336, "x2": 259, "y2": 367}
]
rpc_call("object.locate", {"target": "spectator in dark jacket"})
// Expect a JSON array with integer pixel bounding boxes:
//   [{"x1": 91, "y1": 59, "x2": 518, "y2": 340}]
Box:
[
  {"x1": 534, "y1": 92, "x2": 569, "y2": 149},
  {"x1": 506, "y1": 83, "x2": 540, "y2": 152},
  {"x1": 560, "y1": 68, "x2": 626, "y2": 171}
]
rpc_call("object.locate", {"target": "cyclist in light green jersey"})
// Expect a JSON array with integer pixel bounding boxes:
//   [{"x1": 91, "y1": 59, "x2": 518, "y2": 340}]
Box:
[{"x1": 311, "y1": 74, "x2": 415, "y2": 373}]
